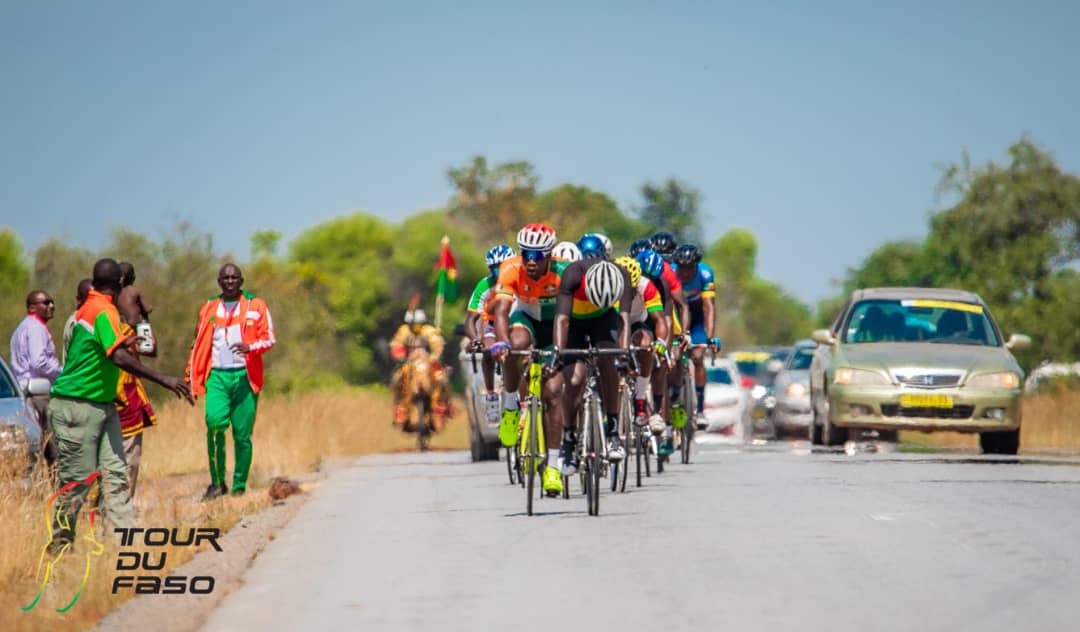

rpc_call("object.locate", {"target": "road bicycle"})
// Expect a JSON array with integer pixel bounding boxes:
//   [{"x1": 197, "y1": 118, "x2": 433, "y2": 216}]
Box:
[
  {"x1": 508, "y1": 348, "x2": 557, "y2": 516},
  {"x1": 559, "y1": 347, "x2": 630, "y2": 516}
]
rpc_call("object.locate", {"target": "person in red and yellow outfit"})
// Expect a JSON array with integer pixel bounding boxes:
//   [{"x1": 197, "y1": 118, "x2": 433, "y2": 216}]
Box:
[{"x1": 185, "y1": 263, "x2": 276, "y2": 501}]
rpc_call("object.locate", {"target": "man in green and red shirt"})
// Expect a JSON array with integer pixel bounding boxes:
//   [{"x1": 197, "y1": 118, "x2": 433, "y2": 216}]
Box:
[{"x1": 48, "y1": 258, "x2": 193, "y2": 549}]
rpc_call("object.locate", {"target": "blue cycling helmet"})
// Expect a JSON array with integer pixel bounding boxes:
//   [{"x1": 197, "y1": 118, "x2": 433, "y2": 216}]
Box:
[
  {"x1": 636, "y1": 248, "x2": 665, "y2": 278},
  {"x1": 577, "y1": 234, "x2": 606, "y2": 259},
  {"x1": 627, "y1": 238, "x2": 652, "y2": 258},
  {"x1": 485, "y1": 244, "x2": 516, "y2": 270}
]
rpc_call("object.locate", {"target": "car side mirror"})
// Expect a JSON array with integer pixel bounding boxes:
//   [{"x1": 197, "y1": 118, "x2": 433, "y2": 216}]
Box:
[
  {"x1": 811, "y1": 329, "x2": 836, "y2": 346},
  {"x1": 23, "y1": 377, "x2": 51, "y2": 397},
  {"x1": 766, "y1": 359, "x2": 784, "y2": 374},
  {"x1": 1006, "y1": 333, "x2": 1031, "y2": 350},
  {"x1": 452, "y1": 322, "x2": 467, "y2": 337}
]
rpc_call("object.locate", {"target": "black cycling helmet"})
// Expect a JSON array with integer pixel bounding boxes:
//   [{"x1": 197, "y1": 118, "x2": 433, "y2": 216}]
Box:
[
  {"x1": 627, "y1": 238, "x2": 652, "y2": 258},
  {"x1": 650, "y1": 231, "x2": 677, "y2": 257},
  {"x1": 673, "y1": 243, "x2": 704, "y2": 266}
]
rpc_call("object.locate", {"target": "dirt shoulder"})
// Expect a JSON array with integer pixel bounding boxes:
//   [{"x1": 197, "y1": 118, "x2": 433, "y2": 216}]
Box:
[{"x1": 91, "y1": 473, "x2": 319, "y2": 632}]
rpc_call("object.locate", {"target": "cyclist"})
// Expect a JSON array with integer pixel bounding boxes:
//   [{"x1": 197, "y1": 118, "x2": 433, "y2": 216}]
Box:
[
  {"x1": 613, "y1": 256, "x2": 669, "y2": 434},
  {"x1": 635, "y1": 248, "x2": 679, "y2": 446},
  {"x1": 553, "y1": 236, "x2": 634, "y2": 470},
  {"x1": 490, "y1": 223, "x2": 568, "y2": 496},
  {"x1": 581, "y1": 232, "x2": 612, "y2": 259},
  {"x1": 672, "y1": 243, "x2": 721, "y2": 429},
  {"x1": 552, "y1": 241, "x2": 582, "y2": 262},
  {"x1": 465, "y1": 244, "x2": 516, "y2": 424}
]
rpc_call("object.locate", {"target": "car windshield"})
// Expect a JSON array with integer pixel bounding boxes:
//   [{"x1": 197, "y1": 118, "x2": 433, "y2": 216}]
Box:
[
  {"x1": 0, "y1": 363, "x2": 17, "y2": 399},
  {"x1": 707, "y1": 367, "x2": 733, "y2": 385},
  {"x1": 842, "y1": 299, "x2": 1000, "y2": 346},
  {"x1": 787, "y1": 348, "x2": 814, "y2": 371}
]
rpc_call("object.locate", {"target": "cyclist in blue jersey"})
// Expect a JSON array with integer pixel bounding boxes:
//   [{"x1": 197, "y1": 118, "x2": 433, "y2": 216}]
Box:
[{"x1": 672, "y1": 244, "x2": 721, "y2": 429}]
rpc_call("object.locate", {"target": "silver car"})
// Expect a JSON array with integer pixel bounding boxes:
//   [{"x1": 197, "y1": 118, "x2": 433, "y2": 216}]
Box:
[
  {"x1": 457, "y1": 340, "x2": 502, "y2": 462},
  {"x1": 1, "y1": 355, "x2": 46, "y2": 475},
  {"x1": 770, "y1": 340, "x2": 815, "y2": 438}
]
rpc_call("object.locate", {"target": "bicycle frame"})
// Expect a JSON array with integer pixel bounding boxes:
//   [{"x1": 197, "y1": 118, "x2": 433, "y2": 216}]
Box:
[{"x1": 508, "y1": 348, "x2": 554, "y2": 516}]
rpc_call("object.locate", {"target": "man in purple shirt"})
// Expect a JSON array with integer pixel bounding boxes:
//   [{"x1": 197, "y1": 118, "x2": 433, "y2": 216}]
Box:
[{"x1": 10, "y1": 289, "x2": 61, "y2": 465}]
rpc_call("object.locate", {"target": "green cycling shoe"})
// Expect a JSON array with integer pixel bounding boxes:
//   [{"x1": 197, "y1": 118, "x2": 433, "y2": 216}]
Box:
[{"x1": 542, "y1": 465, "x2": 563, "y2": 497}]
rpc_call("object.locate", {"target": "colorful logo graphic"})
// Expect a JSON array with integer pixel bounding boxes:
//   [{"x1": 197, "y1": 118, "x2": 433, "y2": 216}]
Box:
[{"x1": 22, "y1": 472, "x2": 105, "y2": 613}]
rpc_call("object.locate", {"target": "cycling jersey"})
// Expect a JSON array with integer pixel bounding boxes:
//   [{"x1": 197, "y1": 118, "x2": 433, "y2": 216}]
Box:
[
  {"x1": 675, "y1": 261, "x2": 716, "y2": 304},
  {"x1": 494, "y1": 256, "x2": 568, "y2": 321},
  {"x1": 556, "y1": 259, "x2": 635, "y2": 319},
  {"x1": 629, "y1": 277, "x2": 664, "y2": 324},
  {"x1": 467, "y1": 276, "x2": 497, "y2": 319},
  {"x1": 661, "y1": 261, "x2": 683, "y2": 295}
]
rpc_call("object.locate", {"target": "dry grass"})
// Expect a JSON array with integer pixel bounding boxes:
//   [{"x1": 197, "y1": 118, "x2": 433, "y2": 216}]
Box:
[
  {"x1": 1, "y1": 388, "x2": 468, "y2": 630},
  {"x1": 899, "y1": 390, "x2": 1080, "y2": 452}
]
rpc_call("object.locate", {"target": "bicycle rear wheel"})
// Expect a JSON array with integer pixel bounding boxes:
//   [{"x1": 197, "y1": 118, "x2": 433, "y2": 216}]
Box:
[
  {"x1": 618, "y1": 386, "x2": 632, "y2": 493},
  {"x1": 585, "y1": 396, "x2": 603, "y2": 516}
]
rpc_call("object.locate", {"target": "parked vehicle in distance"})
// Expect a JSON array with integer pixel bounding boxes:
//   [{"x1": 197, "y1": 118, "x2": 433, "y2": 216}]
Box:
[
  {"x1": 808, "y1": 287, "x2": 1030, "y2": 454},
  {"x1": 453, "y1": 325, "x2": 501, "y2": 462},
  {"x1": 1023, "y1": 362, "x2": 1080, "y2": 394},
  {"x1": 729, "y1": 347, "x2": 787, "y2": 434},
  {"x1": 0, "y1": 355, "x2": 45, "y2": 477},
  {"x1": 771, "y1": 340, "x2": 815, "y2": 438},
  {"x1": 701, "y1": 358, "x2": 752, "y2": 440}
]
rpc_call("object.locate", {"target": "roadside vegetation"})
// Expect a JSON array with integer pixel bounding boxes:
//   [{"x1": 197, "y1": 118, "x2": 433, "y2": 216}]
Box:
[{"x1": 1, "y1": 388, "x2": 468, "y2": 631}]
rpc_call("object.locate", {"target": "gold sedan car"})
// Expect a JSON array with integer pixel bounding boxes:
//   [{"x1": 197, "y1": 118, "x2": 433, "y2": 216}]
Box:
[{"x1": 809, "y1": 287, "x2": 1030, "y2": 454}]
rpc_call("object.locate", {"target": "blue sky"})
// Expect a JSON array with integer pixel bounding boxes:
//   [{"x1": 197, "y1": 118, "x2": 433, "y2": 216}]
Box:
[{"x1": 3, "y1": 1, "x2": 1078, "y2": 306}]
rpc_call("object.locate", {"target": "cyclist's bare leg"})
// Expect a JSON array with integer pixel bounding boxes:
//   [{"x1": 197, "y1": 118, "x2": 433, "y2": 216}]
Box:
[
  {"x1": 502, "y1": 326, "x2": 532, "y2": 396},
  {"x1": 690, "y1": 345, "x2": 707, "y2": 418},
  {"x1": 481, "y1": 339, "x2": 496, "y2": 393},
  {"x1": 561, "y1": 361, "x2": 587, "y2": 432},
  {"x1": 631, "y1": 329, "x2": 654, "y2": 417},
  {"x1": 541, "y1": 370, "x2": 564, "y2": 453}
]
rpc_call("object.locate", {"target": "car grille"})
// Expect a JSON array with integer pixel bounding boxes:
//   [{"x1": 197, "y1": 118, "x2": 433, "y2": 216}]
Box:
[
  {"x1": 895, "y1": 374, "x2": 961, "y2": 388},
  {"x1": 880, "y1": 404, "x2": 974, "y2": 419}
]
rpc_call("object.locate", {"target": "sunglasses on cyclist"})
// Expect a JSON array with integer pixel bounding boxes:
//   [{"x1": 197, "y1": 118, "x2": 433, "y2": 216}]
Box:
[{"x1": 521, "y1": 249, "x2": 549, "y2": 263}]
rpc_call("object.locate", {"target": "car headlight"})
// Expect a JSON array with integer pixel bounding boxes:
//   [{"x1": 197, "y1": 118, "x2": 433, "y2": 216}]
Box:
[
  {"x1": 966, "y1": 372, "x2": 1021, "y2": 389},
  {"x1": 785, "y1": 382, "x2": 807, "y2": 398},
  {"x1": 834, "y1": 368, "x2": 890, "y2": 386},
  {"x1": 751, "y1": 384, "x2": 767, "y2": 400}
]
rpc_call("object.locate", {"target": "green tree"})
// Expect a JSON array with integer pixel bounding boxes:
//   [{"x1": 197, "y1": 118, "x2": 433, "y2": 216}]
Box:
[
  {"x1": 0, "y1": 229, "x2": 32, "y2": 340},
  {"x1": 447, "y1": 156, "x2": 539, "y2": 244},
  {"x1": 843, "y1": 240, "x2": 933, "y2": 293},
  {"x1": 289, "y1": 212, "x2": 395, "y2": 382},
  {"x1": 535, "y1": 184, "x2": 652, "y2": 253},
  {"x1": 635, "y1": 178, "x2": 703, "y2": 243}
]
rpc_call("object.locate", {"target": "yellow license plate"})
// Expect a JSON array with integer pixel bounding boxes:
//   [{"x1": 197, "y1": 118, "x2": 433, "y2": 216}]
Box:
[
  {"x1": 899, "y1": 394, "x2": 954, "y2": 408},
  {"x1": 753, "y1": 408, "x2": 766, "y2": 419}
]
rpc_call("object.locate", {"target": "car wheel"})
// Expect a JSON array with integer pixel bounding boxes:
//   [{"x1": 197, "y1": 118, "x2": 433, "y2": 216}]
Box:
[
  {"x1": 809, "y1": 401, "x2": 824, "y2": 445},
  {"x1": 980, "y1": 429, "x2": 1019, "y2": 455},
  {"x1": 821, "y1": 398, "x2": 847, "y2": 447}
]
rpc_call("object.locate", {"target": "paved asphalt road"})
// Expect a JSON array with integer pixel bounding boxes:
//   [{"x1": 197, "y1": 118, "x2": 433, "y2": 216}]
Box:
[{"x1": 202, "y1": 439, "x2": 1080, "y2": 632}]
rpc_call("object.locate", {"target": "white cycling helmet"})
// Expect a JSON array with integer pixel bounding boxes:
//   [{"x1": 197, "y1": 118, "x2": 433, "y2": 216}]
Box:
[
  {"x1": 552, "y1": 241, "x2": 582, "y2": 262},
  {"x1": 516, "y1": 223, "x2": 558, "y2": 252},
  {"x1": 583, "y1": 261, "x2": 625, "y2": 308}
]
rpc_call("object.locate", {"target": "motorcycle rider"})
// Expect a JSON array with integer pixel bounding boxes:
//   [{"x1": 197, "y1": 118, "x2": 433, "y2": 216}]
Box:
[{"x1": 390, "y1": 307, "x2": 450, "y2": 431}]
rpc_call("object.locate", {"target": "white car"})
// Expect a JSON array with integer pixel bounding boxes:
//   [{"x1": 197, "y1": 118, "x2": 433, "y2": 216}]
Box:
[
  {"x1": 1, "y1": 356, "x2": 46, "y2": 477},
  {"x1": 456, "y1": 338, "x2": 502, "y2": 462},
  {"x1": 701, "y1": 359, "x2": 752, "y2": 441}
]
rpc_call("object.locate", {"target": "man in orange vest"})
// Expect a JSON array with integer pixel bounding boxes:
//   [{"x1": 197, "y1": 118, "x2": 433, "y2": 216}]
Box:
[{"x1": 186, "y1": 263, "x2": 276, "y2": 501}]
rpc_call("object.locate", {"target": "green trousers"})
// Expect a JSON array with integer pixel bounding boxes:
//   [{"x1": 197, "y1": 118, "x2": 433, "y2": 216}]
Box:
[
  {"x1": 205, "y1": 368, "x2": 259, "y2": 491},
  {"x1": 49, "y1": 397, "x2": 134, "y2": 541}
]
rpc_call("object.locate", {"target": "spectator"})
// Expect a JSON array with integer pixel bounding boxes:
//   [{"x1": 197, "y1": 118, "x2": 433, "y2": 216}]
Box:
[
  {"x1": 114, "y1": 321, "x2": 158, "y2": 499},
  {"x1": 10, "y1": 289, "x2": 61, "y2": 465},
  {"x1": 47, "y1": 258, "x2": 192, "y2": 552},
  {"x1": 185, "y1": 263, "x2": 276, "y2": 501},
  {"x1": 62, "y1": 279, "x2": 93, "y2": 366},
  {"x1": 117, "y1": 261, "x2": 153, "y2": 325}
]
